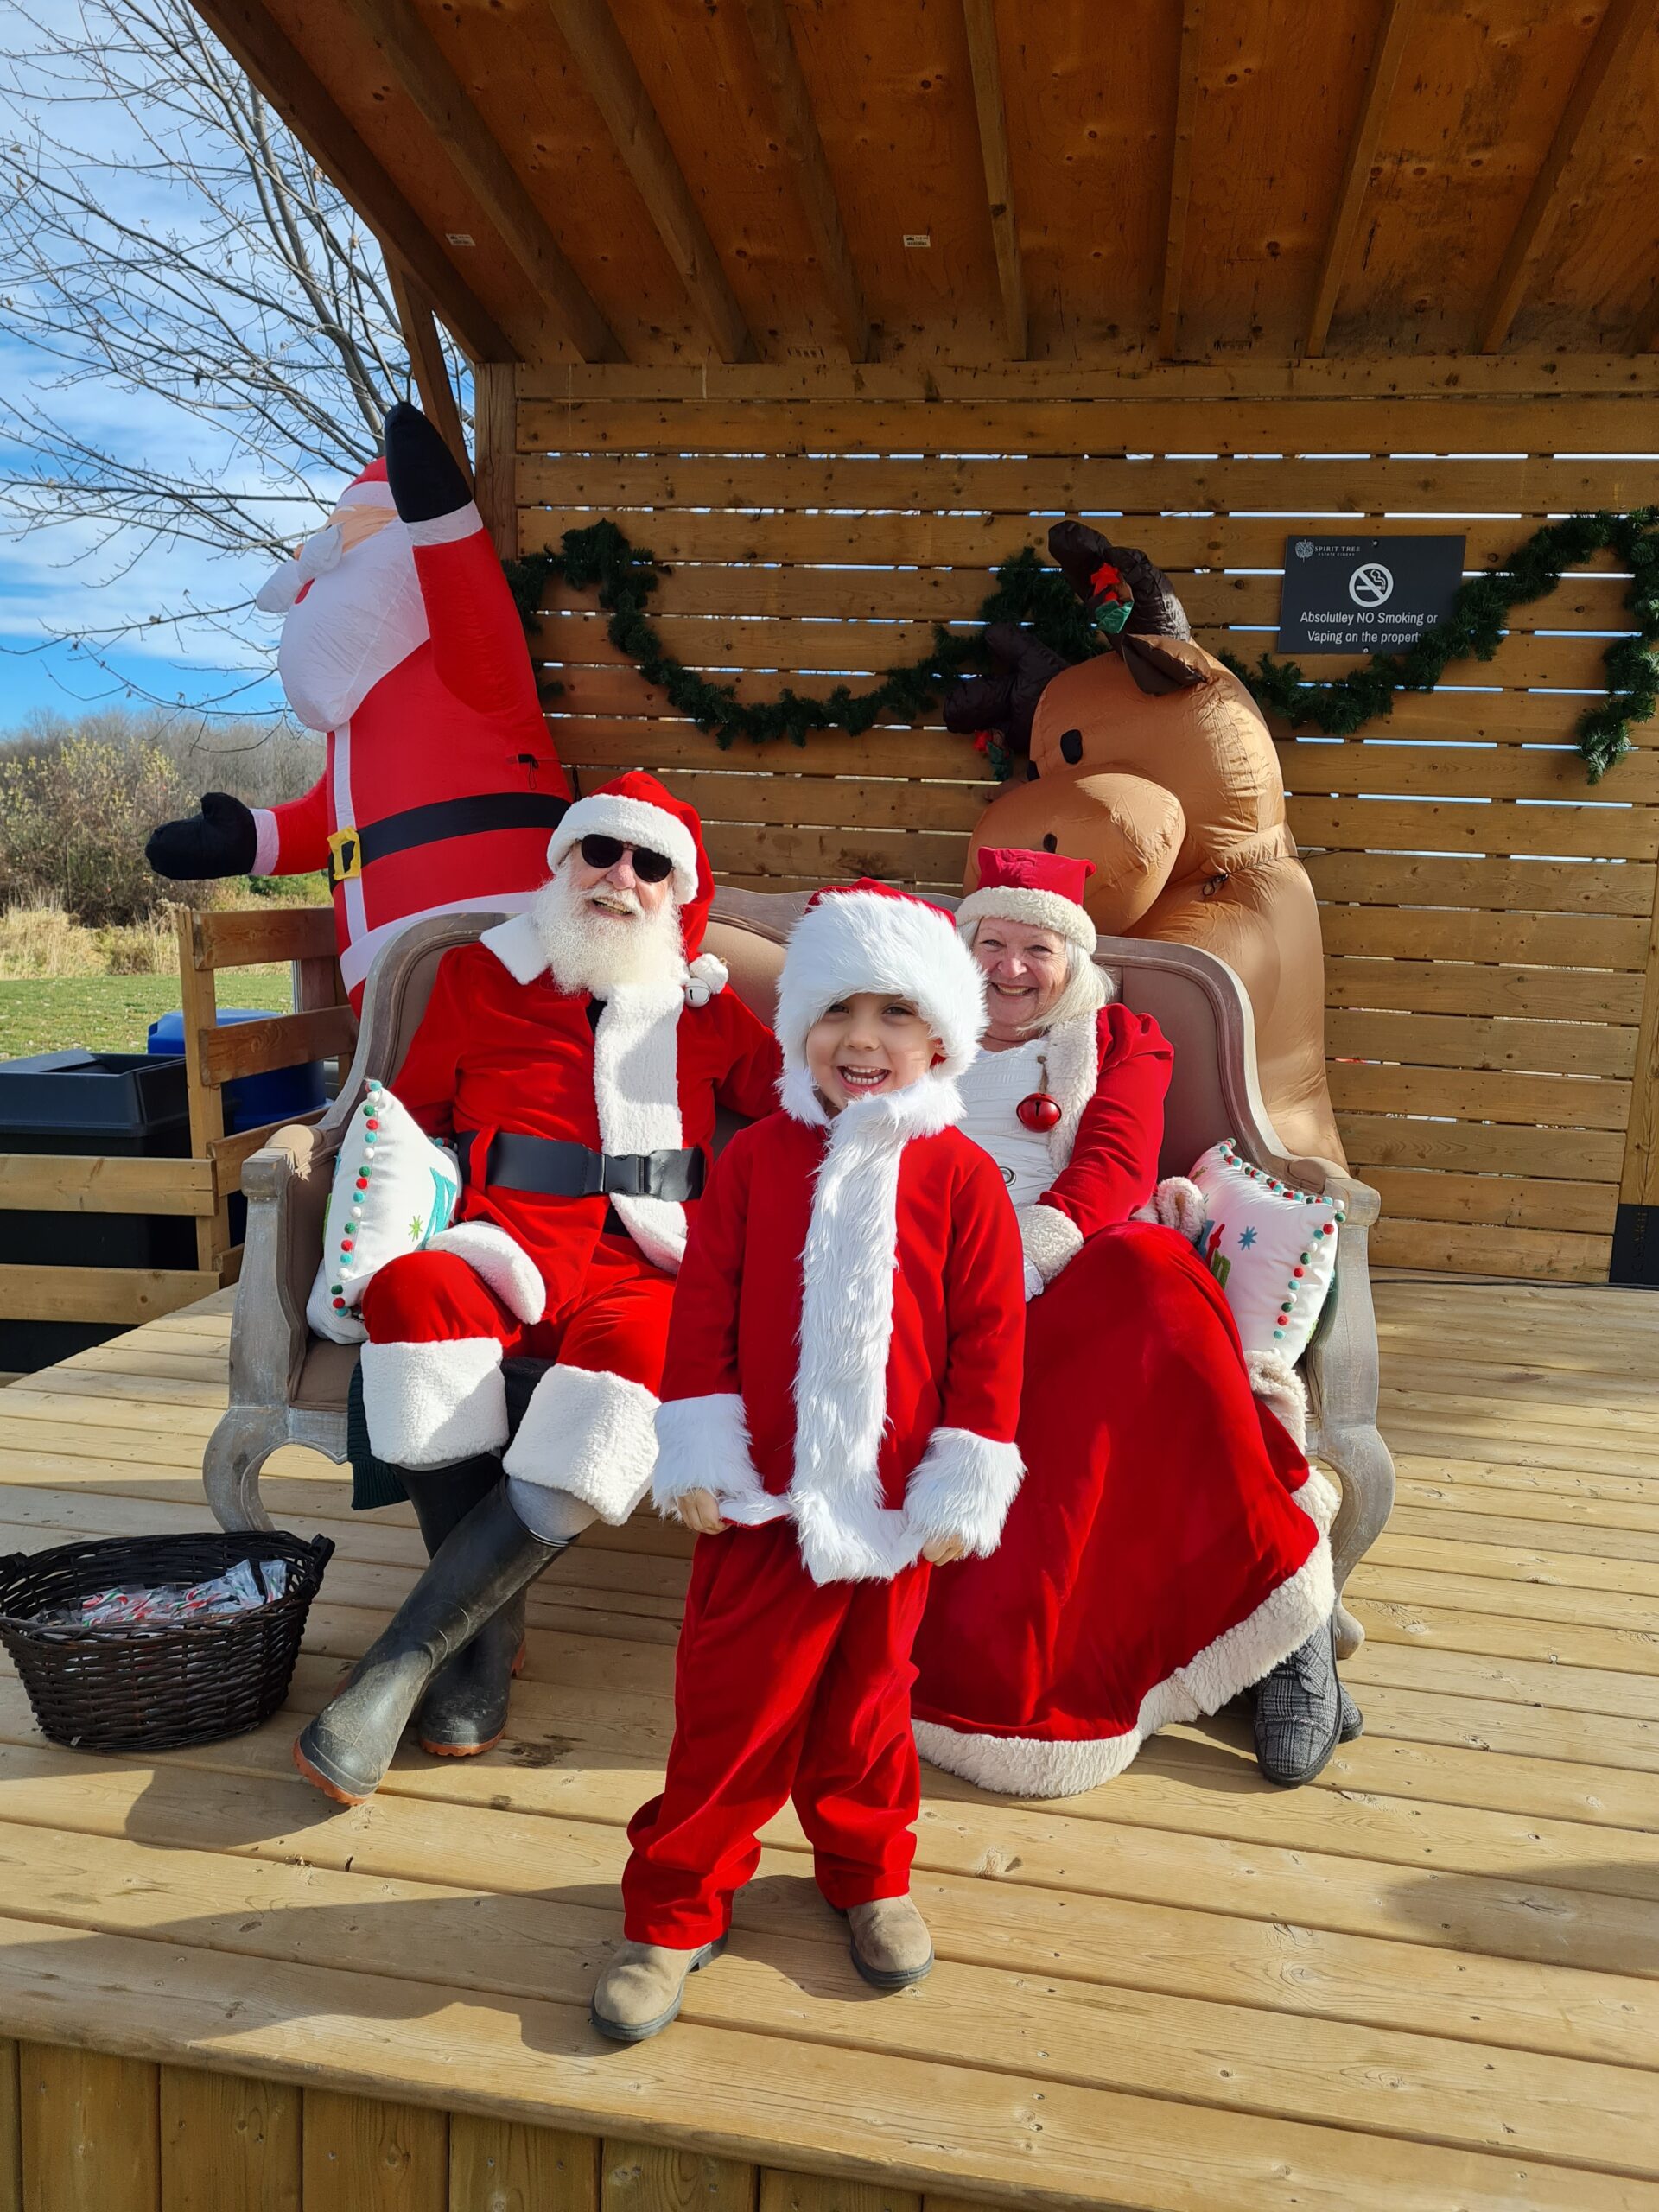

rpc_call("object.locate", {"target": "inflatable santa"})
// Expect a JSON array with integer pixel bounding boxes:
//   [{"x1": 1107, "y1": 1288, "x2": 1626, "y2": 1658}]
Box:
[
  {"x1": 146, "y1": 404, "x2": 570, "y2": 1006},
  {"x1": 290, "y1": 772, "x2": 783, "y2": 1807}
]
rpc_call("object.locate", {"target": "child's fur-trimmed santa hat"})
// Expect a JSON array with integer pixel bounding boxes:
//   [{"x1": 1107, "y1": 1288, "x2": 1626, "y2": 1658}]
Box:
[{"x1": 775, "y1": 880, "x2": 988, "y2": 1090}]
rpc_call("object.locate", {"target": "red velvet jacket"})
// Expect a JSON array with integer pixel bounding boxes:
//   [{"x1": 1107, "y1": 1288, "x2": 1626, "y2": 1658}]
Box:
[
  {"x1": 391, "y1": 935, "x2": 780, "y2": 1308},
  {"x1": 651, "y1": 1081, "x2": 1027, "y2": 1585}
]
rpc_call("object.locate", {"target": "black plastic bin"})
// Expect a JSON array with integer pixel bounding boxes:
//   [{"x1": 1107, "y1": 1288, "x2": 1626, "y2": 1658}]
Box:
[{"x1": 0, "y1": 1049, "x2": 193, "y2": 1371}]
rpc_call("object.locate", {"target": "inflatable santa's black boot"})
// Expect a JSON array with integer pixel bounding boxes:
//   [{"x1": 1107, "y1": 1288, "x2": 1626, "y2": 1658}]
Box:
[
  {"x1": 396, "y1": 1459, "x2": 527, "y2": 1758},
  {"x1": 293, "y1": 1483, "x2": 569, "y2": 1806}
]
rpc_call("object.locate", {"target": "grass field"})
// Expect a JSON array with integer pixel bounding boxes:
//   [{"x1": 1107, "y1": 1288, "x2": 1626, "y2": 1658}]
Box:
[{"x1": 0, "y1": 967, "x2": 291, "y2": 1058}]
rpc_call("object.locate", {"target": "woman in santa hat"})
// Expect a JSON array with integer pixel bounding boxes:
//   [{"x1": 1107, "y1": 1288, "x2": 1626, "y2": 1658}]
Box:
[{"x1": 910, "y1": 846, "x2": 1360, "y2": 1794}]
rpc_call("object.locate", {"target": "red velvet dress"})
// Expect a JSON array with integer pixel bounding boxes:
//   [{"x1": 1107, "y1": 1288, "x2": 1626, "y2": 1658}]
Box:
[{"x1": 910, "y1": 1003, "x2": 1338, "y2": 1796}]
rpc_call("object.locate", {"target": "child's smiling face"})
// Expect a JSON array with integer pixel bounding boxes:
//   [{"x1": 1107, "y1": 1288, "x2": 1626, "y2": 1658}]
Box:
[{"x1": 805, "y1": 992, "x2": 943, "y2": 1113}]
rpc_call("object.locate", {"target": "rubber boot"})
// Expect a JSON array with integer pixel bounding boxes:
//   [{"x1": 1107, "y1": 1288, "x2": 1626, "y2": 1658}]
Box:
[
  {"x1": 398, "y1": 1460, "x2": 526, "y2": 1758},
  {"x1": 294, "y1": 1484, "x2": 568, "y2": 1806}
]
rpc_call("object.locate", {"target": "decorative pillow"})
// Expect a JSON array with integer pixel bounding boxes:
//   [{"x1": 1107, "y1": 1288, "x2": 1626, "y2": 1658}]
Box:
[
  {"x1": 305, "y1": 1080, "x2": 461, "y2": 1344},
  {"x1": 1184, "y1": 1138, "x2": 1342, "y2": 1365}
]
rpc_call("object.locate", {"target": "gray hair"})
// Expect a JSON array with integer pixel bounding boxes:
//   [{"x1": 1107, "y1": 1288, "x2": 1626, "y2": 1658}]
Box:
[{"x1": 958, "y1": 913, "x2": 1112, "y2": 1037}]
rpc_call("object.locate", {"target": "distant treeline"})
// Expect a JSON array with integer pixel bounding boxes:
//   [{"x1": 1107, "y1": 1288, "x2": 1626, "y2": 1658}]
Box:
[{"x1": 0, "y1": 708, "x2": 324, "y2": 927}]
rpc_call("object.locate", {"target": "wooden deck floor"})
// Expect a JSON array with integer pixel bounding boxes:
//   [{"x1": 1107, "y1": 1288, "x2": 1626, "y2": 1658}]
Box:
[{"x1": 0, "y1": 1278, "x2": 1656, "y2": 2211}]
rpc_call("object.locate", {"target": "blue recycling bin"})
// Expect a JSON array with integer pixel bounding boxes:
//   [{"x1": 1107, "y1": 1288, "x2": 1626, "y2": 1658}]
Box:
[{"x1": 146, "y1": 1007, "x2": 327, "y2": 1135}]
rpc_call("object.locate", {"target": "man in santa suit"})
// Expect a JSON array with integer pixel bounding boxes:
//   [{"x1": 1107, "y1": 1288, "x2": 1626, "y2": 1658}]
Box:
[
  {"x1": 146, "y1": 403, "x2": 569, "y2": 1007},
  {"x1": 291, "y1": 772, "x2": 781, "y2": 1807}
]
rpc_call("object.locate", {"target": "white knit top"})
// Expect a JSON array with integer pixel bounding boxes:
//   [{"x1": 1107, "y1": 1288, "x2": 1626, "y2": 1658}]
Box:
[{"x1": 957, "y1": 1037, "x2": 1057, "y2": 1207}]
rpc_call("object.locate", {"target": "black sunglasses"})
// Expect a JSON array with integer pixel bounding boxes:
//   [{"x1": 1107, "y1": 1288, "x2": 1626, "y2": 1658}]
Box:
[{"x1": 579, "y1": 833, "x2": 674, "y2": 883}]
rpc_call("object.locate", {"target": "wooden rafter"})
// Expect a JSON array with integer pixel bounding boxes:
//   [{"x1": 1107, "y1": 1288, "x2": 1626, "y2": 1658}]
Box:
[
  {"x1": 1479, "y1": 0, "x2": 1652, "y2": 355},
  {"x1": 960, "y1": 0, "x2": 1026, "y2": 360},
  {"x1": 548, "y1": 0, "x2": 754, "y2": 363},
  {"x1": 388, "y1": 264, "x2": 471, "y2": 471},
  {"x1": 741, "y1": 0, "x2": 869, "y2": 365},
  {"x1": 1158, "y1": 0, "x2": 1205, "y2": 361},
  {"x1": 1627, "y1": 279, "x2": 1659, "y2": 355},
  {"x1": 340, "y1": 0, "x2": 620, "y2": 364},
  {"x1": 1305, "y1": 0, "x2": 1414, "y2": 359},
  {"x1": 190, "y1": 0, "x2": 513, "y2": 363}
]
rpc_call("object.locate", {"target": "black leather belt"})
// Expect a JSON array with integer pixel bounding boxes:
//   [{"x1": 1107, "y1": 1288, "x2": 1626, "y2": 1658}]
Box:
[
  {"x1": 455, "y1": 1128, "x2": 704, "y2": 1201},
  {"x1": 327, "y1": 791, "x2": 569, "y2": 883}
]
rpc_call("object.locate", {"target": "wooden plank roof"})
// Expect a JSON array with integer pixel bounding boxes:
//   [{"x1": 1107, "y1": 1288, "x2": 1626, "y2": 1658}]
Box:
[{"x1": 190, "y1": 0, "x2": 1659, "y2": 369}]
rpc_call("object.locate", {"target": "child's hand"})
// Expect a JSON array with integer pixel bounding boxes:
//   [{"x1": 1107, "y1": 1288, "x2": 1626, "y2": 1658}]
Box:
[
  {"x1": 675, "y1": 1488, "x2": 727, "y2": 1535},
  {"x1": 921, "y1": 1533, "x2": 966, "y2": 1565}
]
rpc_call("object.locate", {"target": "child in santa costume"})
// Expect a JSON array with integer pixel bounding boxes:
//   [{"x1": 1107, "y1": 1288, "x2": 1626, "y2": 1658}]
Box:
[
  {"x1": 147, "y1": 403, "x2": 569, "y2": 1006},
  {"x1": 590, "y1": 881, "x2": 1026, "y2": 2044},
  {"x1": 292, "y1": 772, "x2": 780, "y2": 1808}
]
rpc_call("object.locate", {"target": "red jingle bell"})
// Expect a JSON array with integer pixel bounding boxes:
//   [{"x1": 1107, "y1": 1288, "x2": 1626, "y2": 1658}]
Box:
[{"x1": 1017, "y1": 1091, "x2": 1063, "y2": 1133}]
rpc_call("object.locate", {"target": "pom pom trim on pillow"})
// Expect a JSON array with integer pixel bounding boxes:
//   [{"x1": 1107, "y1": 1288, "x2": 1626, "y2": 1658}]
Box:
[{"x1": 1212, "y1": 1139, "x2": 1345, "y2": 1349}]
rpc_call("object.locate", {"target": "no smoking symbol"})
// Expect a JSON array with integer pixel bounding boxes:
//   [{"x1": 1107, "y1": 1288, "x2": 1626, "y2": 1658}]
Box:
[{"x1": 1349, "y1": 562, "x2": 1394, "y2": 607}]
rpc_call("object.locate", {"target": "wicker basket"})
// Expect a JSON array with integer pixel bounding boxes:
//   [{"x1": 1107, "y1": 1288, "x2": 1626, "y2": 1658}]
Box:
[{"x1": 0, "y1": 1529, "x2": 333, "y2": 1754}]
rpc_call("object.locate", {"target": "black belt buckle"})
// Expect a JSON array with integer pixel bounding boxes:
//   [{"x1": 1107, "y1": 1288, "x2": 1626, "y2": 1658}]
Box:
[{"x1": 597, "y1": 1153, "x2": 647, "y2": 1198}]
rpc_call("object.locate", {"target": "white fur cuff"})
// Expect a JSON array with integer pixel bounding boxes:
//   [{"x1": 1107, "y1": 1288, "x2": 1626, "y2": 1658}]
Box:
[
  {"x1": 1132, "y1": 1176, "x2": 1206, "y2": 1241},
  {"x1": 906, "y1": 1427, "x2": 1024, "y2": 1559},
  {"x1": 652, "y1": 1392, "x2": 766, "y2": 1512},
  {"x1": 1019, "y1": 1202, "x2": 1084, "y2": 1286},
  {"x1": 426, "y1": 1221, "x2": 547, "y2": 1324},
  {"x1": 1245, "y1": 1347, "x2": 1308, "y2": 1452},
  {"x1": 360, "y1": 1336, "x2": 506, "y2": 1468},
  {"x1": 503, "y1": 1363, "x2": 660, "y2": 1523},
  {"x1": 250, "y1": 806, "x2": 279, "y2": 878}
]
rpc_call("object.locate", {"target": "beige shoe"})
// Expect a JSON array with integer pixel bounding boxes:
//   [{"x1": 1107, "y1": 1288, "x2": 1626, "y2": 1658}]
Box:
[
  {"x1": 590, "y1": 1936, "x2": 726, "y2": 2043},
  {"x1": 845, "y1": 1896, "x2": 934, "y2": 1989}
]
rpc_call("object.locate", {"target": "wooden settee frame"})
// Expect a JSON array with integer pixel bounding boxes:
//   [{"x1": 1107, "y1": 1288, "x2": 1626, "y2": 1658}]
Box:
[{"x1": 206, "y1": 893, "x2": 1395, "y2": 1657}]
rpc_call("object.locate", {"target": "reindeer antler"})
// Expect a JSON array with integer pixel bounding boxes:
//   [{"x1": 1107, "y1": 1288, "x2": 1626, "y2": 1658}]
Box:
[
  {"x1": 944, "y1": 623, "x2": 1070, "y2": 760},
  {"x1": 1047, "y1": 522, "x2": 1193, "y2": 642}
]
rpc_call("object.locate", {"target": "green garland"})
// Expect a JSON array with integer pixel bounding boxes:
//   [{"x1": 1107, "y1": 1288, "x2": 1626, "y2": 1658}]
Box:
[{"x1": 505, "y1": 508, "x2": 1659, "y2": 785}]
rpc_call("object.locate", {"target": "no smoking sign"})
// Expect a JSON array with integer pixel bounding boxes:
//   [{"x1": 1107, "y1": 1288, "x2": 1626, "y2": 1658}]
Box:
[{"x1": 1276, "y1": 534, "x2": 1465, "y2": 654}]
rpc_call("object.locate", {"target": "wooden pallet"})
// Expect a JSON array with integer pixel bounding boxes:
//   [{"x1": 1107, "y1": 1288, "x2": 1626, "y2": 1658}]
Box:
[{"x1": 0, "y1": 1277, "x2": 1656, "y2": 2209}]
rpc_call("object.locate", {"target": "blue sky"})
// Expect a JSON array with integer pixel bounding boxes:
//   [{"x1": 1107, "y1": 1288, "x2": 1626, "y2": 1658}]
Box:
[{"x1": 0, "y1": 1, "x2": 381, "y2": 733}]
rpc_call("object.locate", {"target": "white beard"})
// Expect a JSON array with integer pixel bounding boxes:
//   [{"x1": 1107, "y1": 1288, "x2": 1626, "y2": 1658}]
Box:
[
  {"x1": 531, "y1": 867, "x2": 687, "y2": 998},
  {"x1": 275, "y1": 519, "x2": 429, "y2": 733}
]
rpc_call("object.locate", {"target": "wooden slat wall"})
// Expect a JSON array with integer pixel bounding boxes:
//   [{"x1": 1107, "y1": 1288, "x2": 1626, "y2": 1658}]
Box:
[{"x1": 516, "y1": 386, "x2": 1659, "y2": 1284}]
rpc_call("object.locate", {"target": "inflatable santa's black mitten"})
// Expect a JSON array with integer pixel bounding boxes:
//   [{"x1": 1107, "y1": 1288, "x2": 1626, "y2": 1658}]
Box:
[
  {"x1": 384, "y1": 399, "x2": 471, "y2": 524},
  {"x1": 145, "y1": 789, "x2": 257, "y2": 880}
]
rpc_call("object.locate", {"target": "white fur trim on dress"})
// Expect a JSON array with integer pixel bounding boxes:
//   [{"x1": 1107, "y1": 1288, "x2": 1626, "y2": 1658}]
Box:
[
  {"x1": 957, "y1": 884, "x2": 1096, "y2": 956},
  {"x1": 250, "y1": 806, "x2": 279, "y2": 878},
  {"x1": 905, "y1": 1427, "x2": 1024, "y2": 1559},
  {"x1": 503, "y1": 1363, "x2": 662, "y2": 1523},
  {"x1": 775, "y1": 887, "x2": 987, "y2": 1082},
  {"x1": 359, "y1": 1336, "x2": 506, "y2": 1469},
  {"x1": 547, "y1": 791, "x2": 700, "y2": 903},
  {"x1": 1130, "y1": 1174, "x2": 1206, "y2": 1242},
  {"x1": 652, "y1": 1392, "x2": 777, "y2": 1520},
  {"x1": 1244, "y1": 1347, "x2": 1309, "y2": 1453},
  {"x1": 425, "y1": 1221, "x2": 546, "y2": 1325},
  {"x1": 1039, "y1": 1010, "x2": 1101, "y2": 1174},
  {"x1": 913, "y1": 1459, "x2": 1338, "y2": 1798},
  {"x1": 404, "y1": 500, "x2": 484, "y2": 549},
  {"x1": 1018, "y1": 1202, "x2": 1084, "y2": 1287}
]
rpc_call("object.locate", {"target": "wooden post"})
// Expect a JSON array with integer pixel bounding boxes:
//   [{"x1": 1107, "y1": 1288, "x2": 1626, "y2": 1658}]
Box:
[
  {"x1": 387, "y1": 263, "x2": 470, "y2": 474},
  {"x1": 473, "y1": 363, "x2": 520, "y2": 561},
  {"x1": 1614, "y1": 863, "x2": 1659, "y2": 1282},
  {"x1": 174, "y1": 904, "x2": 230, "y2": 1274}
]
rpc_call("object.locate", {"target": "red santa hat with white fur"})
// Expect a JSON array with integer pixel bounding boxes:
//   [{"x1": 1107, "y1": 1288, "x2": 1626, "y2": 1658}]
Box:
[
  {"x1": 774, "y1": 879, "x2": 987, "y2": 1122},
  {"x1": 957, "y1": 845, "x2": 1097, "y2": 952}
]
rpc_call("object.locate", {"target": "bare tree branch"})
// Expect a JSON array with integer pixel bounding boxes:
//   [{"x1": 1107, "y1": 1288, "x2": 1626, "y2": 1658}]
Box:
[{"x1": 0, "y1": 0, "x2": 470, "y2": 709}]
